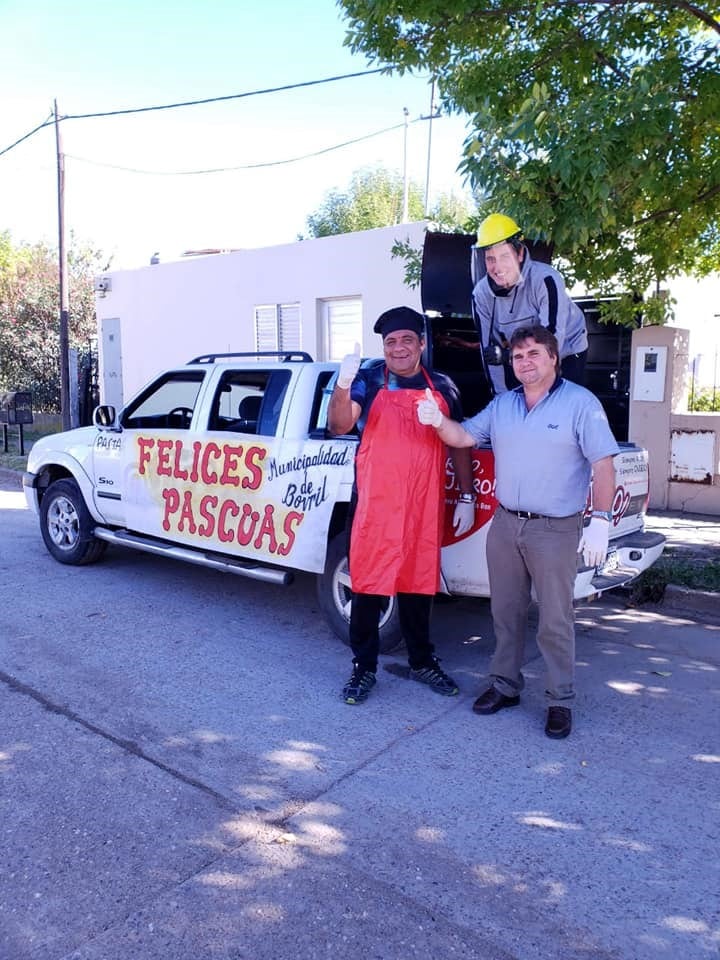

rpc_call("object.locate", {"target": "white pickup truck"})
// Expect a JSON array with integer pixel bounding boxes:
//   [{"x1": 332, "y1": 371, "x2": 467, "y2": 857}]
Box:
[{"x1": 24, "y1": 348, "x2": 665, "y2": 651}]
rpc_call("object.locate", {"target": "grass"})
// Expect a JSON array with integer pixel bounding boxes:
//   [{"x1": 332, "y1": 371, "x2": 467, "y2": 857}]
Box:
[
  {"x1": 0, "y1": 423, "x2": 63, "y2": 471},
  {"x1": 0, "y1": 431, "x2": 38, "y2": 471},
  {"x1": 627, "y1": 551, "x2": 720, "y2": 604}
]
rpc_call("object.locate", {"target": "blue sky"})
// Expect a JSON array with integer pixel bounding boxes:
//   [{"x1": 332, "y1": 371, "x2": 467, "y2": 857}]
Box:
[{"x1": 0, "y1": 0, "x2": 474, "y2": 268}]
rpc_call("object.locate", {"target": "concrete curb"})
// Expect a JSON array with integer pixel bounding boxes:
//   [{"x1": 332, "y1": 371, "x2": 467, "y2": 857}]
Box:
[
  {"x1": 0, "y1": 466, "x2": 22, "y2": 489},
  {"x1": 660, "y1": 584, "x2": 720, "y2": 621}
]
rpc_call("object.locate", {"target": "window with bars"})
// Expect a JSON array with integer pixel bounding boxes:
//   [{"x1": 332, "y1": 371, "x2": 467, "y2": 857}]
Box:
[{"x1": 254, "y1": 303, "x2": 301, "y2": 353}]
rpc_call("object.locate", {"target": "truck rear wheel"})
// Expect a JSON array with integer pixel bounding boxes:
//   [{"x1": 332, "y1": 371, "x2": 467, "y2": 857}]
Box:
[
  {"x1": 316, "y1": 533, "x2": 403, "y2": 654},
  {"x1": 40, "y1": 478, "x2": 107, "y2": 565}
]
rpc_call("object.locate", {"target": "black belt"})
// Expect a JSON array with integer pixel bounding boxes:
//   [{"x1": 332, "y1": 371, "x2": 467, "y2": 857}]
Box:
[
  {"x1": 500, "y1": 505, "x2": 551, "y2": 520},
  {"x1": 500, "y1": 505, "x2": 579, "y2": 521}
]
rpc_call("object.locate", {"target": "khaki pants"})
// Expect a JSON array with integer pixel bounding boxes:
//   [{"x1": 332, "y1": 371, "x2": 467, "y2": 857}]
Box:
[{"x1": 486, "y1": 506, "x2": 583, "y2": 703}]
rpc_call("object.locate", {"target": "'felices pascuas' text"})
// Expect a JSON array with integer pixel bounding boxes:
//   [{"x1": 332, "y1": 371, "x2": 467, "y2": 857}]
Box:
[
  {"x1": 135, "y1": 437, "x2": 303, "y2": 556},
  {"x1": 137, "y1": 437, "x2": 265, "y2": 488}
]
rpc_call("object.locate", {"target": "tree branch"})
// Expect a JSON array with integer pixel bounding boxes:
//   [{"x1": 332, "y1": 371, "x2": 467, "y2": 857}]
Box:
[
  {"x1": 635, "y1": 182, "x2": 720, "y2": 226},
  {"x1": 448, "y1": 1, "x2": 720, "y2": 38}
]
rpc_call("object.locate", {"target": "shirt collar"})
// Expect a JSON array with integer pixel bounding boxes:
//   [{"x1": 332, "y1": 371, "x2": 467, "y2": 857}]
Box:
[{"x1": 512, "y1": 374, "x2": 563, "y2": 400}]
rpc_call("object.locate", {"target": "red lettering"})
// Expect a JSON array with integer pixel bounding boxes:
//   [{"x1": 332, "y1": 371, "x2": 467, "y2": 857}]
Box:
[
  {"x1": 217, "y1": 499, "x2": 239, "y2": 542},
  {"x1": 277, "y1": 511, "x2": 304, "y2": 556},
  {"x1": 242, "y1": 446, "x2": 265, "y2": 490},
  {"x1": 189, "y1": 441, "x2": 202, "y2": 483},
  {"x1": 237, "y1": 503, "x2": 260, "y2": 545},
  {"x1": 178, "y1": 490, "x2": 197, "y2": 533},
  {"x1": 157, "y1": 439, "x2": 174, "y2": 477},
  {"x1": 201, "y1": 442, "x2": 221, "y2": 484},
  {"x1": 173, "y1": 439, "x2": 188, "y2": 480},
  {"x1": 253, "y1": 503, "x2": 279, "y2": 553},
  {"x1": 161, "y1": 487, "x2": 180, "y2": 530},
  {"x1": 220, "y1": 444, "x2": 244, "y2": 487},
  {"x1": 137, "y1": 437, "x2": 155, "y2": 475},
  {"x1": 197, "y1": 494, "x2": 218, "y2": 537}
]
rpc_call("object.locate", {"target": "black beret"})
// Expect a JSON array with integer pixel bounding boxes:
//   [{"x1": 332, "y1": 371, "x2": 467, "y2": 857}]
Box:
[{"x1": 373, "y1": 306, "x2": 425, "y2": 338}]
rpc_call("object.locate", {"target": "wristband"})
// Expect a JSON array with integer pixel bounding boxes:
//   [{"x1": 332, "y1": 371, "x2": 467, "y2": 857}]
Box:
[
  {"x1": 591, "y1": 510, "x2": 612, "y2": 521},
  {"x1": 458, "y1": 492, "x2": 476, "y2": 504}
]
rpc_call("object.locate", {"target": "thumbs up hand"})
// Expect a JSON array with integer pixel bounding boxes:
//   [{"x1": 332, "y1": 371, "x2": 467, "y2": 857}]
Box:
[
  {"x1": 417, "y1": 387, "x2": 443, "y2": 428},
  {"x1": 337, "y1": 342, "x2": 362, "y2": 389}
]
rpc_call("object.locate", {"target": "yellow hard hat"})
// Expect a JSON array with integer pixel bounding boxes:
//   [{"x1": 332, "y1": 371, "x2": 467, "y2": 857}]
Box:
[{"x1": 476, "y1": 213, "x2": 522, "y2": 248}]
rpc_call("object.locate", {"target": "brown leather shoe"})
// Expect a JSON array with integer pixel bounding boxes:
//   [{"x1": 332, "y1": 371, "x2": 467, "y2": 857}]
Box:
[
  {"x1": 472, "y1": 687, "x2": 520, "y2": 715},
  {"x1": 545, "y1": 706, "x2": 572, "y2": 739}
]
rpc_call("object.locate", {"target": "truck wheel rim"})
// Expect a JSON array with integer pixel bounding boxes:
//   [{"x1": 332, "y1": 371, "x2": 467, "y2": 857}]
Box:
[
  {"x1": 332, "y1": 556, "x2": 394, "y2": 628},
  {"x1": 47, "y1": 495, "x2": 80, "y2": 549}
]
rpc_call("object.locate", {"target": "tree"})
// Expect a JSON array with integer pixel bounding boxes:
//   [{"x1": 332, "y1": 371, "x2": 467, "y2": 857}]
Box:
[
  {"x1": 303, "y1": 165, "x2": 472, "y2": 237},
  {"x1": 0, "y1": 233, "x2": 109, "y2": 411},
  {"x1": 339, "y1": 1, "x2": 720, "y2": 325}
]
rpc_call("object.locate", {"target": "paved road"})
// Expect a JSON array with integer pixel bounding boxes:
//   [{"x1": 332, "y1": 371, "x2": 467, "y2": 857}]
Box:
[{"x1": 1, "y1": 486, "x2": 718, "y2": 960}]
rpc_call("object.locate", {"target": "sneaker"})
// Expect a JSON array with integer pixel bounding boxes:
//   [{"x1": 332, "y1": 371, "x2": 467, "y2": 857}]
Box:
[
  {"x1": 409, "y1": 659, "x2": 459, "y2": 696},
  {"x1": 342, "y1": 664, "x2": 376, "y2": 704}
]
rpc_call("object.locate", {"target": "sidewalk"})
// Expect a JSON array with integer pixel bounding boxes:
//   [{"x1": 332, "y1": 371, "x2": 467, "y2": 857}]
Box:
[
  {"x1": 644, "y1": 508, "x2": 720, "y2": 560},
  {"x1": 642, "y1": 509, "x2": 720, "y2": 620}
]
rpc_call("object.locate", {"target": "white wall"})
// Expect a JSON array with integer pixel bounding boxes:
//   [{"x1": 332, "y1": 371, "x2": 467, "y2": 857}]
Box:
[
  {"x1": 95, "y1": 222, "x2": 428, "y2": 405},
  {"x1": 667, "y1": 273, "x2": 720, "y2": 391}
]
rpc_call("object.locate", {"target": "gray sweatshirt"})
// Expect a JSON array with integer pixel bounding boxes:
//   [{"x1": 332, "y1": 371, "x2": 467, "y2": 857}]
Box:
[{"x1": 472, "y1": 246, "x2": 588, "y2": 394}]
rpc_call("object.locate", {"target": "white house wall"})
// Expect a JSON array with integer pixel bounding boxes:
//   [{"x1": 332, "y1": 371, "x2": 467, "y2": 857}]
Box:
[{"x1": 95, "y1": 222, "x2": 428, "y2": 406}]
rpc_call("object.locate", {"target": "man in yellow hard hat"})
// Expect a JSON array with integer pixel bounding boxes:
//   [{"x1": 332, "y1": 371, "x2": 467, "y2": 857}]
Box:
[{"x1": 472, "y1": 213, "x2": 588, "y2": 395}]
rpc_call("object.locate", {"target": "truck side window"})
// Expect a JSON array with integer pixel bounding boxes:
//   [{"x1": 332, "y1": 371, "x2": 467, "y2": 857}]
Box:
[
  {"x1": 310, "y1": 371, "x2": 335, "y2": 438},
  {"x1": 121, "y1": 371, "x2": 205, "y2": 430},
  {"x1": 313, "y1": 371, "x2": 359, "y2": 438},
  {"x1": 208, "y1": 370, "x2": 291, "y2": 437}
]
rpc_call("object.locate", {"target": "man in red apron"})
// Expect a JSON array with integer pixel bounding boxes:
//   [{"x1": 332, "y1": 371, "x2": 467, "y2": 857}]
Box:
[{"x1": 328, "y1": 306, "x2": 473, "y2": 705}]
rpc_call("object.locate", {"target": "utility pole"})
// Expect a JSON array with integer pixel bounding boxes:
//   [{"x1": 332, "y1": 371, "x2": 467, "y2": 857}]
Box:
[
  {"x1": 402, "y1": 107, "x2": 410, "y2": 222},
  {"x1": 54, "y1": 99, "x2": 71, "y2": 431},
  {"x1": 424, "y1": 79, "x2": 436, "y2": 218}
]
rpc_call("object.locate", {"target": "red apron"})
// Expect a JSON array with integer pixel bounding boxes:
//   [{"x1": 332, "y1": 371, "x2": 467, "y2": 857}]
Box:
[{"x1": 350, "y1": 367, "x2": 449, "y2": 596}]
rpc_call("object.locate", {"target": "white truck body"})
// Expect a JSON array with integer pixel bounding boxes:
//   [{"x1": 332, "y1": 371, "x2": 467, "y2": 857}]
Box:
[{"x1": 24, "y1": 354, "x2": 666, "y2": 648}]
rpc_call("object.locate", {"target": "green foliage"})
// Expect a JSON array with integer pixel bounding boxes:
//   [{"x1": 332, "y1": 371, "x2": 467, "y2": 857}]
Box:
[
  {"x1": 303, "y1": 165, "x2": 473, "y2": 238},
  {"x1": 304, "y1": 167, "x2": 425, "y2": 237},
  {"x1": 339, "y1": 1, "x2": 720, "y2": 327},
  {"x1": 0, "y1": 233, "x2": 109, "y2": 412},
  {"x1": 689, "y1": 386, "x2": 720, "y2": 412}
]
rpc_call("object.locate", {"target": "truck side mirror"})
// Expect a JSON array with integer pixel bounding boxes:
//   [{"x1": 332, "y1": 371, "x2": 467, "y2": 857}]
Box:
[{"x1": 93, "y1": 404, "x2": 117, "y2": 428}]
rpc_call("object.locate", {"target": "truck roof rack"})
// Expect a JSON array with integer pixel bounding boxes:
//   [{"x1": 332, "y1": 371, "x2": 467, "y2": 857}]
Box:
[{"x1": 189, "y1": 350, "x2": 314, "y2": 364}]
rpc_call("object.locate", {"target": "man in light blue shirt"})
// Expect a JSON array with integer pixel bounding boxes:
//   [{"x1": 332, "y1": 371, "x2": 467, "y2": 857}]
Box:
[{"x1": 417, "y1": 325, "x2": 619, "y2": 739}]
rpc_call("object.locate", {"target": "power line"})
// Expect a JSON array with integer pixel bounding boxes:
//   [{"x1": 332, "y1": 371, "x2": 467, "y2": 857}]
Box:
[
  {"x1": 62, "y1": 68, "x2": 386, "y2": 120},
  {"x1": 0, "y1": 112, "x2": 54, "y2": 158},
  {"x1": 65, "y1": 118, "x2": 428, "y2": 176},
  {"x1": 0, "y1": 69, "x2": 387, "y2": 158}
]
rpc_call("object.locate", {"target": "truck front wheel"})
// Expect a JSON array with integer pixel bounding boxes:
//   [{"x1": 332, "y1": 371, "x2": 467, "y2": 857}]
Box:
[
  {"x1": 40, "y1": 478, "x2": 107, "y2": 565},
  {"x1": 316, "y1": 533, "x2": 403, "y2": 654}
]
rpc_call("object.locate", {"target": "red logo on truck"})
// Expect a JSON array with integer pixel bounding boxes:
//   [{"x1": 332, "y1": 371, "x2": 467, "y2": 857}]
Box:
[{"x1": 442, "y1": 450, "x2": 498, "y2": 545}]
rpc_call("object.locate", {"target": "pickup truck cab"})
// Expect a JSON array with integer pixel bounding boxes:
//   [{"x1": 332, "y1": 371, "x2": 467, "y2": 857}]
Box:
[{"x1": 24, "y1": 348, "x2": 666, "y2": 652}]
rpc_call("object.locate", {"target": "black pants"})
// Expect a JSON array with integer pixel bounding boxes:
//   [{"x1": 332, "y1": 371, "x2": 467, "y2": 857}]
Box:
[
  {"x1": 349, "y1": 592, "x2": 435, "y2": 673},
  {"x1": 561, "y1": 349, "x2": 587, "y2": 386}
]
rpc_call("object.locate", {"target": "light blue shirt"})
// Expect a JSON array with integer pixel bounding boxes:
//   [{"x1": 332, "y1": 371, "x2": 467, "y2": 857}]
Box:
[{"x1": 463, "y1": 378, "x2": 620, "y2": 516}]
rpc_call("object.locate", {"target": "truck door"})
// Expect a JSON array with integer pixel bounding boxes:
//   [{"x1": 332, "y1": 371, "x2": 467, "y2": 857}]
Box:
[{"x1": 93, "y1": 369, "x2": 206, "y2": 528}]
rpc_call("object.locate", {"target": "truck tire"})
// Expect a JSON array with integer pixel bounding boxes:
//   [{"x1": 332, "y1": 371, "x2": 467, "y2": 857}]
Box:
[
  {"x1": 40, "y1": 478, "x2": 107, "y2": 565},
  {"x1": 316, "y1": 532, "x2": 403, "y2": 654}
]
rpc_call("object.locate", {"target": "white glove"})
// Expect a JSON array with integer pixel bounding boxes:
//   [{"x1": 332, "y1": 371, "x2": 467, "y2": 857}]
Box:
[
  {"x1": 337, "y1": 343, "x2": 361, "y2": 389},
  {"x1": 578, "y1": 516, "x2": 609, "y2": 568},
  {"x1": 453, "y1": 501, "x2": 475, "y2": 536},
  {"x1": 416, "y1": 387, "x2": 443, "y2": 427}
]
